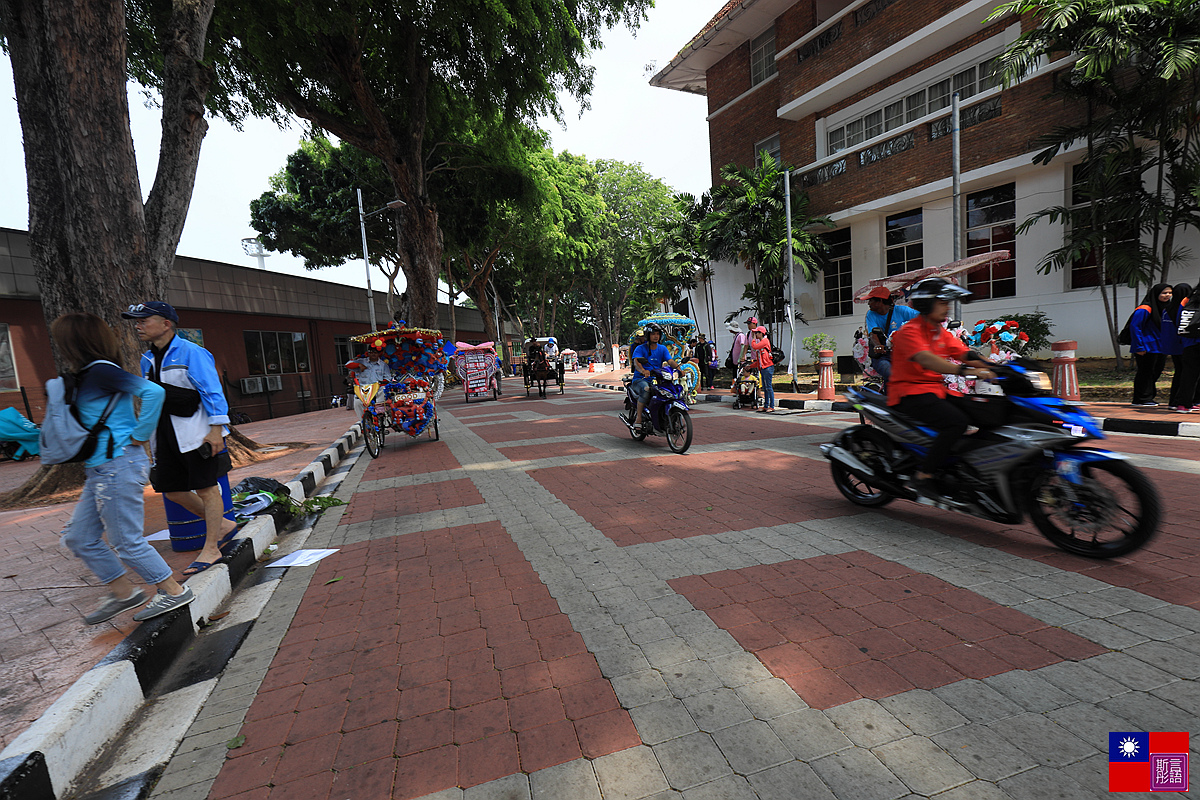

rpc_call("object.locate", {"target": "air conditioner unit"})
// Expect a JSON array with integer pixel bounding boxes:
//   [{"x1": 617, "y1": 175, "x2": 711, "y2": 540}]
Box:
[
  {"x1": 240, "y1": 377, "x2": 263, "y2": 395},
  {"x1": 265, "y1": 375, "x2": 283, "y2": 391}
]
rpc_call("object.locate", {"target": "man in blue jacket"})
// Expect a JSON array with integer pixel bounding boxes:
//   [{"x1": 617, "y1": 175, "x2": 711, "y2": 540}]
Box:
[{"x1": 122, "y1": 301, "x2": 233, "y2": 576}]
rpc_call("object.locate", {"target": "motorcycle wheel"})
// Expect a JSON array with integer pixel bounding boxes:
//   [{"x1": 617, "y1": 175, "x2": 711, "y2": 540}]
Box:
[
  {"x1": 364, "y1": 416, "x2": 383, "y2": 458},
  {"x1": 1028, "y1": 460, "x2": 1160, "y2": 558},
  {"x1": 626, "y1": 413, "x2": 647, "y2": 441},
  {"x1": 666, "y1": 410, "x2": 693, "y2": 454},
  {"x1": 829, "y1": 426, "x2": 895, "y2": 507}
]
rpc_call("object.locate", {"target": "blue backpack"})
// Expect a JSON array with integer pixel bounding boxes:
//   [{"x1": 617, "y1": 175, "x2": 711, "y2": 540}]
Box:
[{"x1": 39, "y1": 360, "x2": 120, "y2": 465}]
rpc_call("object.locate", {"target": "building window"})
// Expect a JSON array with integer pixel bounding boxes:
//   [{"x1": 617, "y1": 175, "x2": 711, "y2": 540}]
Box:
[
  {"x1": 885, "y1": 209, "x2": 923, "y2": 276},
  {"x1": 965, "y1": 184, "x2": 1017, "y2": 299},
  {"x1": 827, "y1": 54, "x2": 1002, "y2": 154},
  {"x1": 750, "y1": 29, "x2": 777, "y2": 87},
  {"x1": 334, "y1": 336, "x2": 354, "y2": 375},
  {"x1": 821, "y1": 228, "x2": 854, "y2": 317},
  {"x1": 756, "y1": 134, "x2": 781, "y2": 166},
  {"x1": 244, "y1": 330, "x2": 311, "y2": 375},
  {"x1": 0, "y1": 323, "x2": 17, "y2": 392}
]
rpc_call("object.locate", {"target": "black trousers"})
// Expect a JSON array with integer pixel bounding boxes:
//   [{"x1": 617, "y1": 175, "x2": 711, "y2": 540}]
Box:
[
  {"x1": 1167, "y1": 345, "x2": 1200, "y2": 408},
  {"x1": 698, "y1": 363, "x2": 714, "y2": 388},
  {"x1": 895, "y1": 392, "x2": 1008, "y2": 473},
  {"x1": 1132, "y1": 352, "x2": 1166, "y2": 404}
]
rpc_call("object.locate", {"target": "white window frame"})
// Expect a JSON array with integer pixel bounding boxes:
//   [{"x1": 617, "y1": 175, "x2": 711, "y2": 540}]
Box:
[
  {"x1": 750, "y1": 28, "x2": 778, "y2": 88},
  {"x1": 756, "y1": 133, "x2": 782, "y2": 166}
]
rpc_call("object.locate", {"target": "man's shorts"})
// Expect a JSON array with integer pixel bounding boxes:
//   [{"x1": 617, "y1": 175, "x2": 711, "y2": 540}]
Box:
[
  {"x1": 632, "y1": 376, "x2": 654, "y2": 403},
  {"x1": 150, "y1": 421, "x2": 227, "y2": 492}
]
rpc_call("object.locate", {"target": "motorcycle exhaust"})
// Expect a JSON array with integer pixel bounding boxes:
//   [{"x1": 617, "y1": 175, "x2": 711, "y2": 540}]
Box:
[{"x1": 822, "y1": 444, "x2": 877, "y2": 479}]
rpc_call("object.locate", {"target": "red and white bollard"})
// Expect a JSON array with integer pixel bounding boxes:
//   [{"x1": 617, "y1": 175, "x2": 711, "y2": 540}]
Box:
[
  {"x1": 1051, "y1": 340, "x2": 1080, "y2": 402},
  {"x1": 818, "y1": 349, "x2": 836, "y2": 401}
]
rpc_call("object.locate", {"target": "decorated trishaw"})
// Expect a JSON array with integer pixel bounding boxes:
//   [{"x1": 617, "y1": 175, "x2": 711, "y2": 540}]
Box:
[
  {"x1": 349, "y1": 323, "x2": 450, "y2": 457},
  {"x1": 453, "y1": 341, "x2": 502, "y2": 402},
  {"x1": 629, "y1": 313, "x2": 700, "y2": 401},
  {"x1": 522, "y1": 337, "x2": 564, "y2": 397},
  {"x1": 561, "y1": 349, "x2": 579, "y2": 372}
]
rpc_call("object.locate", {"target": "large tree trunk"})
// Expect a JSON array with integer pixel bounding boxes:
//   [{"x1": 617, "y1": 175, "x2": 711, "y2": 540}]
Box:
[{"x1": 2, "y1": 0, "x2": 159, "y2": 366}]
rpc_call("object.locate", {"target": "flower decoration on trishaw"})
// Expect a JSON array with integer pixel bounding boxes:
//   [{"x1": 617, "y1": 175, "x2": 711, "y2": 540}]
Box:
[
  {"x1": 350, "y1": 320, "x2": 451, "y2": 438},
  {"x1": 630, "y1": 313, "x2": 701, "y2": 399},
  {"x1": 453, "y1": 341, "x2": 502, "y2": 402}
]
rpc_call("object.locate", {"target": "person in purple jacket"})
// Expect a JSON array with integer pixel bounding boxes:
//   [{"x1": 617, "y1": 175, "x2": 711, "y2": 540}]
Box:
[
  {"x1": 51, "y1": 313, "x2": 194, "y2": 624},
  {"x1": 1129, "y1": 283, "x2": 1171, "y2": 407}
]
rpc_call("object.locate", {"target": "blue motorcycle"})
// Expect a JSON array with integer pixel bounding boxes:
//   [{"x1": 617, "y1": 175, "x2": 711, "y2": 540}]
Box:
[
  {"x1": 820, "y1": 360, "x2": 1160, "y2": 558},
  {"x1": 621, "y1": 367, "x2": 693, "y2": 454}
]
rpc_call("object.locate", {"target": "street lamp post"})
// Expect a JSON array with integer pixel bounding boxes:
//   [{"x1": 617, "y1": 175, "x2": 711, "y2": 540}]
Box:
[
  {"x1": 241, "y1": 237, "x2": 269, "y2": 270},
  {"x1": 357, "y1": 189, "x2": 406, "y2": 330}
]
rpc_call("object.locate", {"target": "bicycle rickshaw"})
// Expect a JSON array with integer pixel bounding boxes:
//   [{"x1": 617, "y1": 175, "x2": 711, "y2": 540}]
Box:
[
  {"x1": 628, "y1": 313, "x2": 701, "y2": 400},
  {"x1": 522, "y1": 337, "x2": 564, "y2": 397},
  {"x1": 350, "y1": 323, "x2": 450, "y2": 457},
  {"x1": 453, "y1": 341, "x2": 502, "y2": 402}
]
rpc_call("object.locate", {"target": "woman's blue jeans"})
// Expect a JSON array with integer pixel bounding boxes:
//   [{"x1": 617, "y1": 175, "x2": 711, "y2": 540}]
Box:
[
  {"x1": 61, "y1": 445, "x2": 171, "y2": 586},
  {"x1": 761, "y1": 366, "x2": 775, "y2": 409}
]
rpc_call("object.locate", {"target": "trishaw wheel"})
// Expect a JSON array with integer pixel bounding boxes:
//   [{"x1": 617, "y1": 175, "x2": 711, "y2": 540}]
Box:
[
  {"x1": 364, "y1": 415, "x2": 383, "y2": 458},
  {"x1": 464, "y1": 393, "x2": 470, "y2": 404},
  {"x1": 433, "y1": 415, "x2": 440, "y2": 440}
]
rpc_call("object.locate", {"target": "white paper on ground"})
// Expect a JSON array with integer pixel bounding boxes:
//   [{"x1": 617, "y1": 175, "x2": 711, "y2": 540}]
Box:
[
  {"x1": 145, "y1": 529, "x2": 170, "y2": 541},
  {"x1": 269, "y1": 548, "x2": 339, "y2": 568}
]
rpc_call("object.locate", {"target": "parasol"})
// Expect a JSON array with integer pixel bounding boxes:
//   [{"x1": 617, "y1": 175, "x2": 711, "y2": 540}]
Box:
[{"x1": 853, "y1": 251, "x2": 1011, "y2": 303}]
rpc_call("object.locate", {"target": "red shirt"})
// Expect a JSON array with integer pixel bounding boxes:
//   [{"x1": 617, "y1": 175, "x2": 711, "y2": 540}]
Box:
[
  {"x1": 750, "y1": 337, "x2": 774, "y2": 368},
  {"x1": 887, "y1": 317, "x2": 968, "y2": 404}
]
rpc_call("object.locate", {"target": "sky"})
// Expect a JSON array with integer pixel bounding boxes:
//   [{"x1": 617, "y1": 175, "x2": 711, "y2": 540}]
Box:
[{"x1": 0, "y1": 0, "x2": 716, "y2": 296}]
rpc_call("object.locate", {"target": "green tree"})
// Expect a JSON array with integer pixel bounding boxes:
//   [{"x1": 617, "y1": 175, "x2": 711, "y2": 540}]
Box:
[
  {"x1": 219, "y1": 0, "x2": 651, "y2": 328},
  {"x1": 704, "y1": 153, "x2": 831, "y2": 342},
  {"x1": 990, "y1": 0, "x2": 1200, "y2": 360}
]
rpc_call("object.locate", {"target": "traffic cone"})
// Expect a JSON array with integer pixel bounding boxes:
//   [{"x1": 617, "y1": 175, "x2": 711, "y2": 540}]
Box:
[{"x1": 588, "y1": 362, "x2": 595, "y2": 373}]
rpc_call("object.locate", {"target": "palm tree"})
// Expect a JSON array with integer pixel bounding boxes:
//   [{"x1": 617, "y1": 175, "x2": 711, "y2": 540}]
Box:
[{"x1": 704, "y1": 153, "x2": 831, "y2": 343}]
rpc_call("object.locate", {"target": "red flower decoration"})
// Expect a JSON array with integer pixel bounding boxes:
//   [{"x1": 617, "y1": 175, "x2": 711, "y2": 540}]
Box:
[
  {"x1": 1006, "y1": 321, "x2": 1019, "y2": 328},
  {"x1": 1018, "y1": 332, "x2": 1030, "y2": 341},
  {"x1": 984, "y1": 326, "x2": 998, "y2": 338}
]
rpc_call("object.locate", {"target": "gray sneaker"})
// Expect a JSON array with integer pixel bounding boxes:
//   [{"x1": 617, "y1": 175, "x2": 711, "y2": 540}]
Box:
[
  {"x1": 132, "y1": 586, "x2": 195, "y2": 622},
  {"x1": 85, "y1": 589, "x2": 148, "y2": 625}
]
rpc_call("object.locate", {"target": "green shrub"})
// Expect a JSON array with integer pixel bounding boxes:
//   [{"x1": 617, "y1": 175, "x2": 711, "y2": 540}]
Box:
[{"x1": 801, "y1": 333, "x2": 837, "y2": 363}]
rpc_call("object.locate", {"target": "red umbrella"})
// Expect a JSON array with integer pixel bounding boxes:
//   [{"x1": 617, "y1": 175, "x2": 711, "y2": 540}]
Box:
[{"x1": 853, "y1": 251, "x2": 1011, "y2": 303}]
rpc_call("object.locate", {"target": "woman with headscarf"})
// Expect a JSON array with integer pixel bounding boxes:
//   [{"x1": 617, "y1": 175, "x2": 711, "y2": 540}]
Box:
[
  {"x1": 1128, "y1": 283, "x2": 1172, "y2": 407},
  {"x1": 1168, "y1": 282, "x2": 1200, "y2": 412}
]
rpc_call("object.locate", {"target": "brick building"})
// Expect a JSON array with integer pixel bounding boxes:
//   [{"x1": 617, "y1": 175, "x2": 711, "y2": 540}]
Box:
[
  {"x1": 651, "y1": 0, "x2": 1191, "y2": 360},
  {"x1": 0, "y1": 227, "x2": 515, "y2": 424}
]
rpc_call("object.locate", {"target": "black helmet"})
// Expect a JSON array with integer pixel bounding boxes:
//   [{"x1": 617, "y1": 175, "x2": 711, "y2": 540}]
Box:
[
  {"x1": 644, "y1": 323, "x2": 663, "y2": 337},
  {"x1": 908, "y1": 278, "x2": 972, "y2": 314}
]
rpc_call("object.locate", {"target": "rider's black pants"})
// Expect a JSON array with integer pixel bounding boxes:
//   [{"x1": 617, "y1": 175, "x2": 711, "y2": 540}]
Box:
[{"x1": 894, "y1": 393, "x2": 1007, "y2": 474}]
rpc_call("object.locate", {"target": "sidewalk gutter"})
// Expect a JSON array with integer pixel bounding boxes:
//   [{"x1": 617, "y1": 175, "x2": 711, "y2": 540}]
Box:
[
  {"x1": 0, "y1": 423, "x2": 363, "y2": 800},
  {"x1": 586, "y1": 378, "x2": 1200, "y2": 437}
]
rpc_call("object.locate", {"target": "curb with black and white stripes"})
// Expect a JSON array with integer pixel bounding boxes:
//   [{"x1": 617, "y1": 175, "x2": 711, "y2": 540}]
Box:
[
  {"x1": 587, "y1": 380, "x2": 1200, "y2": 437},
  {"x1": 0, "y1": 423, "x2": 363, "y2": 800}
]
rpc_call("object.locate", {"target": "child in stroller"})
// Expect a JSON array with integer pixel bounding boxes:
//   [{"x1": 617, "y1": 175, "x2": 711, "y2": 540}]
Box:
[{"x1": 731, "y1": 357, "x2": 762, "y2": 410}]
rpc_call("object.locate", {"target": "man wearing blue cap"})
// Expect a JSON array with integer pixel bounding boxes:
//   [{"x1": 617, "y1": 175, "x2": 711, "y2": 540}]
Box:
[{"x1": 121, "y1": 302, "x2": 233, "y2": 577}]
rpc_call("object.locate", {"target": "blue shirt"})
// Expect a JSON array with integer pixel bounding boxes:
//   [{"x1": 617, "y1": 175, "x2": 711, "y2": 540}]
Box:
[
  {"x1": 633, "y1": 343, "x2": 672, "y2": 372},
  {"x1": 76, "y1": 362, "x2": 165, "y2": 468},
  {"x1": 865, "y1": 304, "x2": 919, "y2": 339}
]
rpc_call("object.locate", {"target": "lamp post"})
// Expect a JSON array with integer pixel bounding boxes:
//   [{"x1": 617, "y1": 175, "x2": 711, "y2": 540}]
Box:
[
  {"x1": 357, "y1": 189, "x2": 406, "y2": 330},
  {"x1": 241, "y1": 237, "x2": 269, "y2": 269}
]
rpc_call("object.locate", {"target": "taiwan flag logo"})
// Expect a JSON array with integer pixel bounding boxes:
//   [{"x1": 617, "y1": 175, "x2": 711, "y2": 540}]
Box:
[{"x1": 1109, "y1": 731, "x2": 1189, "y2": 792}]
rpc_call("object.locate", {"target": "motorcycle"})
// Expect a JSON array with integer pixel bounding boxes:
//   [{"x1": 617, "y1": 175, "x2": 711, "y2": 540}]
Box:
[
  {"x1": 0, "y1": 407, "x2": 40, "y2": 462},
  {"x1": 820, "y1": 360, "x2": 1160, "y2": 558},
  {"x1": 620, "y1": 367, "x2": 694, "y2": 454}
]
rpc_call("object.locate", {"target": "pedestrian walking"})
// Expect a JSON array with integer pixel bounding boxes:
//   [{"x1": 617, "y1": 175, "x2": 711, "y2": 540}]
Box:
[
  {"x1": 121, "y1": 301, "x2": 235, "y2": 577},
  {"x1": 1169, "y1": 282, "x2": 1200, "y2": 412},
  {"x1": 51, "y1": 313, "x2": 194, "y2": 624},
  {"x1": 695, "y1": 333, "x2": 716, "y2": 389},
  {"x1": 749, "y1": 326, "x2": 776, "y2": 411},
  {"x1": 1128, "y1": 284, "x2": 1171, "y2": 407}
]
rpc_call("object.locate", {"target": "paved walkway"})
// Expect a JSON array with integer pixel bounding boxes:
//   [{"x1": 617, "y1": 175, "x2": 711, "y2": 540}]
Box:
[
  {"x1": 0, "y1": 408, "x2": 359, "y2": 751},
  {"x1": 152, "y1": 375, "x2": 1198, "y2": 799}
]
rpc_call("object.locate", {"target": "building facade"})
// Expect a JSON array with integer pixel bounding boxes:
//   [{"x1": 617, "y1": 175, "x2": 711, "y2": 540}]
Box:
[
  {"x1": 0, "y1": 227, "x2": 514, "y2": 423},
  {"x1": 652, "y1": 0, "x2": 1192, "y2": 363}
]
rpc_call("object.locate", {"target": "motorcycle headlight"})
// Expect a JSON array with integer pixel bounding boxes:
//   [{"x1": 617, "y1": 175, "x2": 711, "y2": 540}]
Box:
[{"x1": 1027, "y1": 371, "x2": 1053, "y2": 391}]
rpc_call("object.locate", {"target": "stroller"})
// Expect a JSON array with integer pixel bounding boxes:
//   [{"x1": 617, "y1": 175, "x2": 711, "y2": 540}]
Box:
[{"x1": 731, "y1": 359, "x2": 762, "y2": 410}]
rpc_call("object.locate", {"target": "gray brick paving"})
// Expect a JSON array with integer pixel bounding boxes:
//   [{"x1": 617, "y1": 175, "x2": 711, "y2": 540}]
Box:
[{"x1": 141, "y1": 394, "x2": 1200, "y2": 800}]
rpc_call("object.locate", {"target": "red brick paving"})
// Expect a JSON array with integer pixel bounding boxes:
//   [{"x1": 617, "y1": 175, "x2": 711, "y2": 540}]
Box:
[
  {"x1": 531, "y1": 450, "x2": 858, "y2": 546},
  {"x1": 339, "y1": 479, "x2": 484, "y2": 526},
  {"x1": 212, "y1": 522, "x2": 638, "y2": 800},
  {"x1": 669, "y1": 551, "x2": 1106, "y2": 710},
  {"x1": 497, "y1": 442, "x2": 605, "y2": 462},
  {"x1": 362, "y1": 439, "x2": 462, "y2": 481},
  {"x1": 472, "y1": 415, "x2": 618, "y2": 444},
  {"x1": 461, "y1": 415, "x2": 519, "y2": 424}
]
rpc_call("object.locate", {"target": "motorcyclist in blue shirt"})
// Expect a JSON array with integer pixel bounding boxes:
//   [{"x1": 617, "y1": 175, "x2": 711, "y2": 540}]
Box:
[{"x1": 631, "y1": 323, "x2": 681, "y2": 432}]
